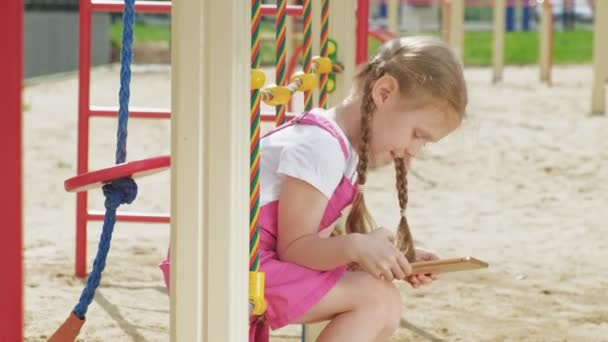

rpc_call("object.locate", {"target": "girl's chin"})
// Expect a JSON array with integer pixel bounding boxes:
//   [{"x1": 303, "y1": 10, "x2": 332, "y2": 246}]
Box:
[
  {"x1": 368, "y1": 152, "x2": 411, "y2": 170},
  {"x1": 368, "y1": 152, "x2": 393, "y2": 169}
]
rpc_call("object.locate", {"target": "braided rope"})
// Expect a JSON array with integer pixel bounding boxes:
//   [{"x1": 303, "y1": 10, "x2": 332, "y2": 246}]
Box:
[
  {"x1": 275, "y1": 0, "x2": 287, "y2": 126},
  {"x1": 250, "y1": 0, "x2": 262, "y2": 272},
  {"x1": 302, "y1": 0, "x2": 313, "y2": 111},
  {"x1": 72, "y1": 0, "x2": 137, "y2": 319},
  {"x1": 319, "y1": 0, "x2": 330, "y2": 108}
]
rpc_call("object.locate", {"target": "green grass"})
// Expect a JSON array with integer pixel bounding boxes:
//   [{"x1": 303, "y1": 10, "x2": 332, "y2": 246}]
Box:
[
  {"x1": 464, "y1": 29, "x2": 593, "y2": 66},
  {"x1": 110, "y1": 23, "x2": 171, "y2": 45},
  {"x1": 110, "y1": 22, "x2": 593, "y2": 67}
]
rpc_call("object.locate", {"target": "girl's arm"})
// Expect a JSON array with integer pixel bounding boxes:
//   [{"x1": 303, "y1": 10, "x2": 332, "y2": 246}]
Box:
[{"x1": 276, "y1": 176, "x2": 360, "y2": 271}]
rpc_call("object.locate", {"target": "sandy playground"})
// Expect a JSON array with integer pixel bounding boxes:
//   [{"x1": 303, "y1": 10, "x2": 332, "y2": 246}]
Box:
[{"x1": 22, "y1": 64, "x2": 608, "y2": 341}]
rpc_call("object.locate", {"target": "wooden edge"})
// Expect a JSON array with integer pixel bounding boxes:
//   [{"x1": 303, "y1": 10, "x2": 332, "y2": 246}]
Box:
[{"x1": 411, "y1": 257, "x2": 489, "y2": 275}]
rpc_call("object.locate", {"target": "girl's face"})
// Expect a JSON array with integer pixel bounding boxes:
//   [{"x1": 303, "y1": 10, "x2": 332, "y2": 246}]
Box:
[{"x1": 367, "y1": 74, "x2": 461, "y2": 167}]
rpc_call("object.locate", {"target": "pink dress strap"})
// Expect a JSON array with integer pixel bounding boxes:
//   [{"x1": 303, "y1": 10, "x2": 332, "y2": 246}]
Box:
[{"x1": 262, "y1": 110, "x2": 350, "y2": 160}]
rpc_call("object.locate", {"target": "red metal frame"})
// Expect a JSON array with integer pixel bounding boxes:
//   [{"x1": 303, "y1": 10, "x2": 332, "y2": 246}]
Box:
[
  {"x1": 1, "y1": 0, "x2": 23, "y2": 339},
  {"x1": 92, "y1": 0, "x2": 171, "y2": 13},
  {"x1": 356, "y1": 0, "x2": 370, "y2": 65},
  {"x1": 261, "y1": 4, "x2": 304, "y2": 16}
]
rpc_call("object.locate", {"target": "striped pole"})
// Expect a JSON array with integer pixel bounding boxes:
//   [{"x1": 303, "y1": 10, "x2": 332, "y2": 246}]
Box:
[
  {"x1": 319, "y1": 0, "x2": 330, "y2": 108},
  {"x1": 303, "y1": 0, "x2": 313, "y2": 111},
  {"x1": 250, "y1": 0, "x2": 261, "y2": 272},
  {"x1": 275, "y1": 0, "x2": 287, "y2": 126}
]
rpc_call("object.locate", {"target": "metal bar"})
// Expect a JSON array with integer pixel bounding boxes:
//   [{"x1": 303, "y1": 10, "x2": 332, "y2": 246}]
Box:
[
  {"x1": 261, "y1": 112, "x2": 296, "y2": 122},
  {"x1": 91, "y1": 0, "x2": 172, "y2": 13},
  {"x1": 88, "y1": 211, "x2": 171, "y2": 223},
  {"x1": 355, "y1": 0, "x2": 369, "y2": 65},
  {"x1": 0, "y1": 0, "x2": 23, "y2": 339},
  {"x1": 261, "y1": 4, "x2": 303, "y2": 16},
  {"x1": 76, "y1": 0, "x2": 92, "y2": 278},
  {"x1": 90, "y1": 106, "x2": 171, "y2": 119}
]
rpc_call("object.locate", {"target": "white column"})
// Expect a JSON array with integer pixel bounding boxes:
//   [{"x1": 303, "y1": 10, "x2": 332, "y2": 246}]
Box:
[
  {"x1": 450, "y1": 0, "x2": 465, "y2": 62},
  {"x1": 492, "y1": 0, "x2": 506, "y2": 83},
  {"x1": 328, "y1": 0, "x2": 357, "y2": 107},
  {"x1": 591, "y1": 0, "x2": 607, "y2": 115},
  {"x1": 170, "y1": 1, "x2": 250, "y2": 341},
  {"x1": 388, "y1": 0, "x2": 400, "y2": 35},
  {"x1": 442, "y1": 0, "x2": 451, "y2": 43},
  {"x1": 539, "y1": 0, "x2": 552, "y2": 84}
]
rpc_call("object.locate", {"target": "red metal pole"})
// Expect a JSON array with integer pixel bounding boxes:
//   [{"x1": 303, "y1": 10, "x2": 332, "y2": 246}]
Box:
[
  {"x1": 87, "y1": 211, "x2": 171, "y2": 223},
  {"x1": 91, "y1": 0, "x2": 172, "y2": 13},
  {"x1": 356, "y1": 0, "x2": 370, "y2": 65},
  {"x1": 0, "y1": 0, "x2": 23, "y2": 339},
  {"x1": 260, "y1": 4, "x2": 304, "y2": 16},
  {"x1": 76, "y1": 0, "x2": 92, "y2": 278},
  {"x1": 90, "y1": 106, "x2": 171, "y2": 119}
]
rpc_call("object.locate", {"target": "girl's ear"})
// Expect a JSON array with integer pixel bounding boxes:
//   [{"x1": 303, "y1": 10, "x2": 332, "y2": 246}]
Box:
[{"x1": 371, "y1": 74, "x2": 399, "y2": 108}]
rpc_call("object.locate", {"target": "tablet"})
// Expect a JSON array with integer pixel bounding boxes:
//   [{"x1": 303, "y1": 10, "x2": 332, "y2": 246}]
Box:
[{"x1": 411, "y1": 257, "x2": 488, "y2": 275}]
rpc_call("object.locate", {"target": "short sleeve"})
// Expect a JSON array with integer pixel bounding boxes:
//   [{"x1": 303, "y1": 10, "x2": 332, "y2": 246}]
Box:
[{"x1": 276, "y1": 130, "x2": 346, "y2": 198}]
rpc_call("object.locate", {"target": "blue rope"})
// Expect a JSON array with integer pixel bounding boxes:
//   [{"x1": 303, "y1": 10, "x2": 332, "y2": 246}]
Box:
[
  {"x1": 116, "y1": 0, "x2": 135, "y2": 165},
  {"x1": 73, "y1": 179, "x2": 137, "y2": 319},
  {"x1": 72, "y1": 0, "x2": 137, "y2": 320}
]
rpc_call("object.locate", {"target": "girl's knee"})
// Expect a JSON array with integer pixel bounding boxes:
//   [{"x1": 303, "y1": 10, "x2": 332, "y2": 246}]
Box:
[
  {"x1": 383, "y1": 283, "x2": 402, "y2": 332},
  {"x1": 357, "y1": 274, "x2": 402, "y2": 326}
]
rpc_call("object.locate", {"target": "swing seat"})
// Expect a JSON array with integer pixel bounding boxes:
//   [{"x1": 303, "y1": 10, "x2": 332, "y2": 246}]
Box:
[{"x1": 64, "y1": 155, "x2": 171, "y2": 192}]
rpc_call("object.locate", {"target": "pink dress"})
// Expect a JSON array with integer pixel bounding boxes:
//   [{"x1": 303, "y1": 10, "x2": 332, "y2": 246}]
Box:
[{"x1": 160, "y1": 111, "x2": 357, "y2": 339}]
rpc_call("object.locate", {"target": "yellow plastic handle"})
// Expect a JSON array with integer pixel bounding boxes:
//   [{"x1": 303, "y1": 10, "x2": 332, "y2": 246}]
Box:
[
  {"x1": 312, "y1": 56, "x2": 333, "y2": 74},
  {"x1": 249, "y1": 271, "x2": 267, "y2": 316},
  {"x1": 251, "y1": 69, "x2": 266, "y2": 90},
  {"x1": 290, "y1": 72, "x2": 317, "y2": 92},
  {"x1": 262, "y1": 85, "x2": 292, "y2": 106}
]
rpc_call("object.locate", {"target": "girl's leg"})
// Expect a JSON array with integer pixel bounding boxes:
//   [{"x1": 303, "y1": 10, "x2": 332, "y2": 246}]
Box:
[{"x1": 295, "y1": 271, "x2": 402, "y2": 342}]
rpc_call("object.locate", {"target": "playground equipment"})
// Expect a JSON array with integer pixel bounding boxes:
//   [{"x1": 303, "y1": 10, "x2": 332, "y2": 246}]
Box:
[
  {"x1": 0, "y1": 0, "x2": 23, "y2": 341},
  {"x1": 591, "y1": 0, "x2": 607, "y2": 115},
  {"x1": 73, "y1": 1, "x2": 355, "y2": 277}
]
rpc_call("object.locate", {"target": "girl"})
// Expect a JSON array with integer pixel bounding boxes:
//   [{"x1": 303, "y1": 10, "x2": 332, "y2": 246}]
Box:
[{"x1": 163, "y1": 36, "x2": 467, "y2": 341}]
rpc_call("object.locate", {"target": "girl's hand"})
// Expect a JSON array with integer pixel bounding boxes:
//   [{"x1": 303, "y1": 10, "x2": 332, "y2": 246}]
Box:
[
  {"x1": 350, "y1": 228, "x2": 412, "y2": 282},
  {"x1": 405, "y1": 247, "x2": 440, "y2": 289}
]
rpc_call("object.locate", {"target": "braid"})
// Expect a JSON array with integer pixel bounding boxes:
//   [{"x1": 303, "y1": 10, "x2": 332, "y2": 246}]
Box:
[
  {"x1": 394, "y1": 157, "x2": 416, "y2": 262},
  {"x1": 345, "y1": 62, "x2": 382, "y2": 236}
]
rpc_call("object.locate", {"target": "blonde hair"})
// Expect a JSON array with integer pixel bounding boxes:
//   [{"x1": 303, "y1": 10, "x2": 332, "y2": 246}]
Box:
[{"x1": 345, "y1": 36, "x2": 468, "y2": 262}]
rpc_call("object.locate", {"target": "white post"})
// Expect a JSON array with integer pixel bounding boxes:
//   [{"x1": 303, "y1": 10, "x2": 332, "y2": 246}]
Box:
[
  {"x1": 170, "y1": 1, "x2": 250, "y2": 341},
  {"x1": 591, "y1": 0, "x2": 607, "y2": 115},
  {"x1": 442, "y1": 0, "x2": 451, "y2": 43},
  {"x1": 539, "y1": 0, "x2": 552, "y2": 84},
  {"x1": 450, "y1": 0, "x2": 465, "y2": 62},
  {"x1": 388, "y1": 0, "x2": 400, "y2": 35},
  {"x1": 492, "y1": 0, "x2": 506, "y2": 83},
  {"x1": 328, "y1": 0, "x2": 357, "y2": 107}
]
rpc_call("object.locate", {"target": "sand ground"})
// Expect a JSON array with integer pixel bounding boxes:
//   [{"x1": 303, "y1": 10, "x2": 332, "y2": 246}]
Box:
[{"x1": 22, "y1": 64, "x2": 607, "y2": 341}]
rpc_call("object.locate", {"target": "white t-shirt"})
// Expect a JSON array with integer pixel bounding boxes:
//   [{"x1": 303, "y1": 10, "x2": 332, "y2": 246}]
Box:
[{"x1": 260, "y1": 111, "x2": 358, "y2": 206}]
